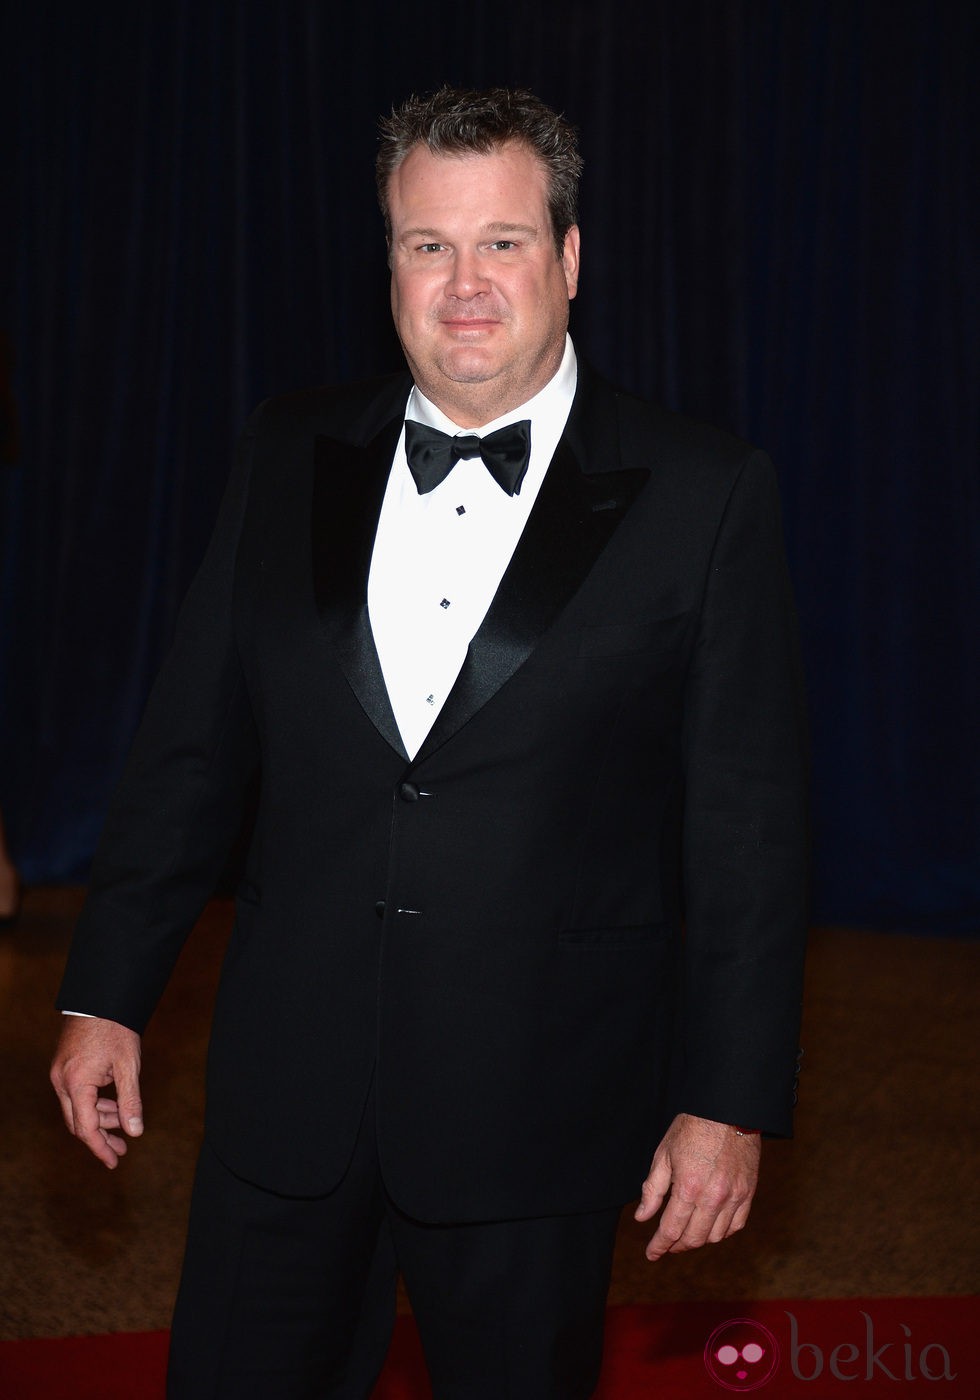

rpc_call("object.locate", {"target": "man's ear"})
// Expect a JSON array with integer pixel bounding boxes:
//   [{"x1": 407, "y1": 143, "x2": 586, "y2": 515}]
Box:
[{"x1": 562, "y1": 225, "x2": 581, "y2": 300}]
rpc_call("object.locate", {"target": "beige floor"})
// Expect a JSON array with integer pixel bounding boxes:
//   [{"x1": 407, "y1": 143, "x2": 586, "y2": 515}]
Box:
[{"x1": 1, "y1": 889, "x2": 978, "y2": 1340}]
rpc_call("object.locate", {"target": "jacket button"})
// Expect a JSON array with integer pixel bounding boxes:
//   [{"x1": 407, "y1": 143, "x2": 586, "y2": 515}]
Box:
[
  {"x1": 375, "y1": 900, "x2": 386, "y2": 918},
  {"x1": 399, "y1": 781, "x2": 420, "y2": 802}
]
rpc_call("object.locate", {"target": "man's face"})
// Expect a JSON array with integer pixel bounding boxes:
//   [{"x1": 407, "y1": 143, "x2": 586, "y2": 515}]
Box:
[{"x1": 386, "y1": 141, "x2": 580, "y2": 427}]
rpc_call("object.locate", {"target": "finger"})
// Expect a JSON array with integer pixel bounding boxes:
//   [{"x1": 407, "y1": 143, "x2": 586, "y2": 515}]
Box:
[
  {"x1": 50, "y1": 1059, "x2": 80, "y2": 1134},
  {"x1": 54, "y1": 1087, "x2": 76, "y2": 1136},
  {"x1": 706, "y1": 1180, "x2": 757, "y2": 1243},
  {"x1": 96, "y1": 1097, "x2": 123, "y2": 1129},
  {"x1": 668, "y1": 1202, "x2": 717, "y2": 1254},
  {"x1": 634, "y1": 1155, "x2": 671, "y2": 1222},
  {"x1": 70, "y1": 1089, "x2": 125, "y2": 1169},
  {"x1": 707, "y1": 1202, "x2": 739, "y2": 1244},
  {"x1": 99, "y1": 1129, "x2": 130, "y2": 1159},
  {"x1": 68, "y1": 1082, "x2": 101, "y2": 1142},
  {"x1": 728, "y1": 1194, "x2": 754, "y2": 1235},
  {"x1": 645, "y1": 1196, "x2": 697, "y2": 1260}
]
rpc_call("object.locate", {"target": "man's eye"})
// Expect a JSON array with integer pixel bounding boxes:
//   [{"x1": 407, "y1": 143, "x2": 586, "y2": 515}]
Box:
[
  {"x1": 491, "y1": 240, "x2": 516, "y2": 251},
  {"x1": 419, "y1": 243, "x2": 444, "y2": 254}
]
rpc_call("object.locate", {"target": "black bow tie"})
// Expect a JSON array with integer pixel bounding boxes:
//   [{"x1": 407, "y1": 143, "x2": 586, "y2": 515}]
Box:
[{"x1": 404, "y1": 419, "x2": 532, "y2": 497}]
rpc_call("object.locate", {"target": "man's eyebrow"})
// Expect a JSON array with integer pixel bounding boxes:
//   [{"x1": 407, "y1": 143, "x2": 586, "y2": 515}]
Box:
[
  {"x1": 484, "y1": 222, "x2": 539, "y2": 237},
  {"x1": 398, "y1": 222, "x2": 541, "y2": 241}
]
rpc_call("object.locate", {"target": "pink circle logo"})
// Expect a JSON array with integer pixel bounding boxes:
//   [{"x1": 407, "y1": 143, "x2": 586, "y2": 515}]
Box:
[{"x1": 703, "y1": 1318, "x2": 780, "y2": 1391}]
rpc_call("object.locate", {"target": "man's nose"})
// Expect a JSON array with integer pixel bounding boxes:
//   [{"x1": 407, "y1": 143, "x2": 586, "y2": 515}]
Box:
[{"x1": 445, "y1": 249, "x2": 491, "y2": 299}]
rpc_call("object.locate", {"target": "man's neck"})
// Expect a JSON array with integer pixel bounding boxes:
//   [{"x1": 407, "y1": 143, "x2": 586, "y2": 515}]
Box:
[{"x1": 410, "y1": 337, "x2": 576, "y2": 433}]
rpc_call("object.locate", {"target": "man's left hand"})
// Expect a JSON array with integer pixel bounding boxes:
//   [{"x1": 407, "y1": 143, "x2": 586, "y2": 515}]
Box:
[{"x1": 634, "y1": 1113, "x2": 761, "y2": 1261}]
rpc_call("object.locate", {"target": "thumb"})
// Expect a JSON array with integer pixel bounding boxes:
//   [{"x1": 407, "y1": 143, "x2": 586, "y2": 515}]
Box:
[{"x1": 114, "y1": 1061, "x2": 144, "y2": 1137}]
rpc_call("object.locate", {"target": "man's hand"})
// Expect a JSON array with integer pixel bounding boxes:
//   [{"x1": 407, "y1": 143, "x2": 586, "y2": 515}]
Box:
[
  {"x1": 50, "y1": 1016, "x2": 144, "y2": 1169},
  {"x1": 634, "y1": 1112, "x2": 761, "y2": 1261}
]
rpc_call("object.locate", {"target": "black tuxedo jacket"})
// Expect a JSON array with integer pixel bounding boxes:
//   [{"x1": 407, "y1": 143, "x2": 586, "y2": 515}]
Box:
[{"x1": 58, "y1": 360, "x2": 808, "y2": 1219}]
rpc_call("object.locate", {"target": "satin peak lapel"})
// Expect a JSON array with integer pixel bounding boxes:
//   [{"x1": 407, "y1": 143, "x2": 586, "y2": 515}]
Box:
[
  {"x1": 312, "y1": 419, "x2": 407, "y2": 758},
  {"x1": 414, "y1": 436, "x2": 647, "y2": 763}
]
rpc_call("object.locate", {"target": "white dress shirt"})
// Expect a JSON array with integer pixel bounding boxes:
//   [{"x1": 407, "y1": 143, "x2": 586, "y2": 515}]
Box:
[{"x1": 368, "y1": 336, "x2": 578, "y2": 760}]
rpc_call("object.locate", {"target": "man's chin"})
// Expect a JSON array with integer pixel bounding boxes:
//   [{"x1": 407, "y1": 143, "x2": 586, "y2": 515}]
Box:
[{"x1": 436, "y1": 353, "x2": 503, "y2": 386}]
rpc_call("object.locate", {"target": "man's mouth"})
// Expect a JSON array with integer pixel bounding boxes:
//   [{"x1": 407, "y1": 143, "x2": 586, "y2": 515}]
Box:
[{"x1": 440, "y1": 318, "x2": 500, "y2": 331}]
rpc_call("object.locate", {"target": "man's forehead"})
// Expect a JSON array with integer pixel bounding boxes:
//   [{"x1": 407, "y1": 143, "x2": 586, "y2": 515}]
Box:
[
  {"x1": 392, "y1": 139, "x2": 545, "y2": 186},
  {"x1": 388, "y1": 142, "x2": 548, "y2": 218}
]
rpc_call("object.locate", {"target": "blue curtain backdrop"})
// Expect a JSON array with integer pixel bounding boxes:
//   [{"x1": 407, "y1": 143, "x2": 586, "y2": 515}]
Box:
[{"x1": 1, "y1": 1, "x2": 977, "y2": 933}]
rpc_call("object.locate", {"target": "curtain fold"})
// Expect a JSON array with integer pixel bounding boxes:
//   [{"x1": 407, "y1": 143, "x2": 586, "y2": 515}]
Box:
[{"x1": 2, "y1": 0, "x2": 976, "y2": 932}]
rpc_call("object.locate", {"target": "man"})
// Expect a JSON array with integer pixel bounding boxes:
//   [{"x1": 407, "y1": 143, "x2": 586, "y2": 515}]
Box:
[{"x1": 51, "y1": 87, "x2": 808, "y2": 1398}]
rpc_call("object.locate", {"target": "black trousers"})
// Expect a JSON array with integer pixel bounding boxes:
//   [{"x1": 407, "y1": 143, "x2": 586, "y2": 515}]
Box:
[{"x1": 167, "y1": 1088, "x2": 622, "y2": 1399}]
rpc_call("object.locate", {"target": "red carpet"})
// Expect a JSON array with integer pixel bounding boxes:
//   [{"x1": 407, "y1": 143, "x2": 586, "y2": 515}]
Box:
[{"x1": 1, "y1": 1299, "x2": 976, "y2": 1397}]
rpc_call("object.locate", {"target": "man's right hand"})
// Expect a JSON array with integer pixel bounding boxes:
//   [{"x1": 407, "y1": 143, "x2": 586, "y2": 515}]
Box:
[{"x1": 50, "y1": 1016, "x2": 144, "y2": 1169}]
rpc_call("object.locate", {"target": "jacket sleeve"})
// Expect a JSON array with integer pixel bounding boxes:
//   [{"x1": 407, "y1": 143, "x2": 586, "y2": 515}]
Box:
[
  {"x1": 677, "y1": 450, "x2": 809, "y2": 1136},
  {"x1": 56, "y1": 406, "x2": 265, "y2": 1033}
]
